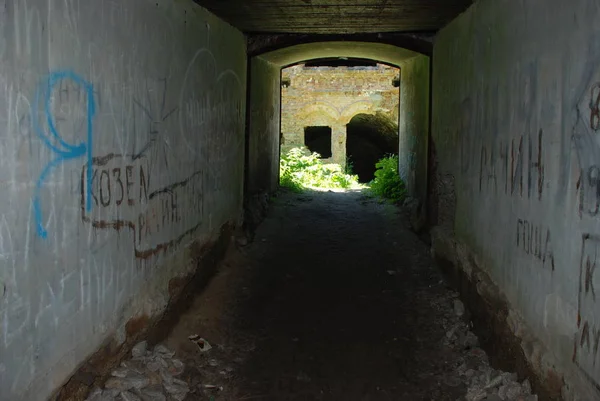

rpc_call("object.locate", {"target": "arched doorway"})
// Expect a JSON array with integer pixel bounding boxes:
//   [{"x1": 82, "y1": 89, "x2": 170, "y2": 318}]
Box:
[
  {"x1": 346, "y1": 112, "x2": 399, "y2": 182},
  {"x1": 246, "y1": 41, "x2": 430, "y2": 204}
]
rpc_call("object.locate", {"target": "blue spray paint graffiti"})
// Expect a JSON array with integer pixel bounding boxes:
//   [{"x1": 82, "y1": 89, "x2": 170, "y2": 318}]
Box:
[{"x1": 32, "y1": 71, "x2": 96, "y2": 238}]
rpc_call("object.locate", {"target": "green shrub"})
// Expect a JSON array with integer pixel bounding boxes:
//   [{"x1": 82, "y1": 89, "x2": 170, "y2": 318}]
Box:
[
  {"x1": 344, "y1": 155, "x2": 354, "y2": 175},
  {"x1": 279, "y1": 170, "x2": 304, "y2": 192},
  {"x1": 279, "y1": 147, "x2": 360, "y2": 191},
  {"x1": 369, "y1": 154, "x2": 407, "y2": 202}
]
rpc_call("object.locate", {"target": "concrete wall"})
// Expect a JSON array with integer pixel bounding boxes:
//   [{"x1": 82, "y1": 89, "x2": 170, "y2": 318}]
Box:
[
  {"x1": 0, "y1": 1, "x2": 246, "y2": 400},
  {"x1": 432, "y1": 0, "x2": 600, "y2": 398},
  {"x1": 399, "y1": 55, "x2": 430, "y2": 203},
  {"x1": 281, "y1": 64, "x2": 399, "y2": 166},
  {"x1": 247, "y1": 57, "x2": 281, "y2": 195}
]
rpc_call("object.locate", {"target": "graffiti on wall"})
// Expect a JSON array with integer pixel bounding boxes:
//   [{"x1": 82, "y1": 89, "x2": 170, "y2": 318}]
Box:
[
  {"x1": 571, "y1": 73, "x2": 600, "y2": 388},
  {"x1": 456, "y1": 61, "x2": 544, "y2": 201},
  {"x1": 478, "y1": 129, "x2": 544, "y2": 200},
  {"x1": 573, "y1": 234, "x2": 600, "y2": 385},
  {"x1": 563, "y1": 67, "x2": 600, "y2": 390},
  {"x1": 84, "y1": 155, "x2": 150, "y2": 209},
  {"x1": 1, "y1": 238, "x2": 145, "y2": 393},
  {"x1": 515, "y1": 218, "x2": 554, "y2": 270},
  {"x1": 577, "y1": 164, "x2": 600, "y2": 217},
  {"x1": 574, "y1": 79, "x2": 600, "y2": 219},
  {"x1": 76, "y1": 48, "x2": 242, "y2": 258},
  {"x1": 80, "y1": 154, "x2": 204, "y2": 259},
  {"x1": 0, "y1": 0, "x2": 246, "y2": 396},
  {"x1": 32, "y1": 71, "x2": 96, "y2": 239},
  {"x1": 179, "y1": 49, "x2": 244, "y2": 157},
  {"x1": 28, "y1": 46, "x2": 243, "y2": 252},
  {"x1": 131, "y1": 77, "x2": 178, "y2": 163}
]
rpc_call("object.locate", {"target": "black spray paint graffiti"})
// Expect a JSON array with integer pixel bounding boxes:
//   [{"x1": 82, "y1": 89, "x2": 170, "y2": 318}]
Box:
[
  {"x1": 81, "y1": 154, "x2": 204, "y2": 259},
  {"x1": 568, "y1": 57, "x2": 600, "y2": 388},
  {"x1": 131, "y1": 77, "x2": 177, "y2": 162},
  {"x1": 87, "y1": 159, "x2": 150, "y2": 208},
  {"x1": 462, "y1": 61, "x2": 541, "y2": 196},
  {"x1": 515, "y1": 218, "x2": 554, "y2": 270},
  {"x1": 574, "y1": 234, "x2": 600, "y2": 386},
  {"x1": 589, "y1": 83, "x2": 600, "y2": 132},
  {"x1": 479, "y1": 129, "x2": 544, "y2": 200},
  {"x1": 574, "y1": 79, "x2": 600, "y2": 218},
  {"x1": 578, "y1": 165, "x2": 600, "y2": 217}
]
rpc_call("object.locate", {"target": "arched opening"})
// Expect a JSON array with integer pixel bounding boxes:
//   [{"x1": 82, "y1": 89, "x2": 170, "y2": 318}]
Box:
[
  {"x1": 246, "y1": 41, "x2": 430, "y2": 207},
  {"x1": 279, "y1": 59, "x2": 400, "y2": 170},
  {"x1": 346, "y1": 112, "x2": 399, "y2": 182}
]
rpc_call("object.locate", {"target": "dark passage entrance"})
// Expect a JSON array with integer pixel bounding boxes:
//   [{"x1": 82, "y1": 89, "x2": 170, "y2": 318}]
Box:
[
  {"x1": 346, "y1": 113, "x2": 398, "y2": 182},
  {"x1": 304, "y1": 126, "x2": 332, "y2": 158}
]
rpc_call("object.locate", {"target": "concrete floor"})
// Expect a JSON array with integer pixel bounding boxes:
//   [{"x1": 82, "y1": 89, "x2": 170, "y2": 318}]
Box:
[{"x1": 161, "y1": 190, "x2": 494, "y2": 400}]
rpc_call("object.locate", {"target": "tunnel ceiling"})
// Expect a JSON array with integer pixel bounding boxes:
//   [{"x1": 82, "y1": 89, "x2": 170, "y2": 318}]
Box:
[{"x1": 194, "y1": 0, "x2": 472, "y2": 34}]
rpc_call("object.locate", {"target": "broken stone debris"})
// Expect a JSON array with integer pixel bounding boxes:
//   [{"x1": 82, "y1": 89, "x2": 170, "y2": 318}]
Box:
[
  {"x1": 203, "y1": 384, "x2": 224, "y2": 390},
  {"x1": 445, "y1": 310, "x2": 538, "y2": 401},
  {"x1": 462, "y1": 371, "x2": 537, "y2": 401},
  {"x1": 453, "y1": 299, "x2": 465, "y2": 317},
  {"x1": 85, "y1": 341, "x2": 189, "y2": 401}
]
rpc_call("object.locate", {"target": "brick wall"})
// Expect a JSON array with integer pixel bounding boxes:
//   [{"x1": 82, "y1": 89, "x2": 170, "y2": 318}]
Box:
[{"x1": 281, "y1": 64, "x2": 399, "y2": 166}]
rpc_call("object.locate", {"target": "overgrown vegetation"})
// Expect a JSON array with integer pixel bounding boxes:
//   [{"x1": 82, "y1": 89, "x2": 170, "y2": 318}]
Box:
[
  {"x1": 369, "y1": 154, "x2": 407, "y2": 202},
  {"x1": 344, "y1": 155, "x2": 355, "y2": 175},
  {"x1": 279, "y1": 147, "x2": 361, "y2": 191}
]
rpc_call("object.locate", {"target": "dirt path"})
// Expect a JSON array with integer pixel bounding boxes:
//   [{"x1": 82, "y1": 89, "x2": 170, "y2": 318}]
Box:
[{"x1": 163, "y1": 190, "x2": 476, "y2": 400}]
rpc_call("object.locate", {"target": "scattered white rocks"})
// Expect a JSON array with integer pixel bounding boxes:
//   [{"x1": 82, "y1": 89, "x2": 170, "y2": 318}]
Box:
[
  {"x1": 86, "y1": 341, "x2": 189, "y2": 401},
  {"x1": 446, "y1": 305, "x2": 539, "y2": 401},
  {"x1": 454, "y1": 299, "x2": 466, "y2": 317},
  {"x1": 462, "y1": 369, "x2": 538, "y2": 401}
]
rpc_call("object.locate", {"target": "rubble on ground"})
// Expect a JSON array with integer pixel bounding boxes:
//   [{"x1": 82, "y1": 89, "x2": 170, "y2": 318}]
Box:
[
  {"x1": 445, "y1": 300, "x2": 538, "y2": 401},
  {"x1": 85, "y1": 341, "x2": 189, "y2": 401}
]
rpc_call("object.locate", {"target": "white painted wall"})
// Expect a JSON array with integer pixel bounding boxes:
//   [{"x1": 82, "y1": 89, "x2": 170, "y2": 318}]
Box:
[
  {"x1": 433, "y1": 0, "x2": 600, "y2": 397},
  {"x1": 0, "y1": 1, "x2": 246, "y2": 400}
]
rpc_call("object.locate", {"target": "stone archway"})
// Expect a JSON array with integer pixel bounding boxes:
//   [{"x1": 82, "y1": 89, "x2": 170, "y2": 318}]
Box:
[
  {"x1": 345, "y1": 112, "x2": 399, "y2": 182},
  {"x1": 250, "y1": 41, "x2": 430, "y2": 201}
]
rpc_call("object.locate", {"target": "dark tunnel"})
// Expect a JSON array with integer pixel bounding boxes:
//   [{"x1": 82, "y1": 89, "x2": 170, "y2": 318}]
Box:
[
  {"x1": 345, "y1": 112, "x2": 399, "y2": 182},
  {"x1": 11, "y1": 0, "x2": 578, "y2": 399}
]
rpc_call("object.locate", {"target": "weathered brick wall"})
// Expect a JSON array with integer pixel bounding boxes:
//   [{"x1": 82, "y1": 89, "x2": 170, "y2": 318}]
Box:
[{"x1": 281, "y1": 64, "x2": 399, "y2": 166}]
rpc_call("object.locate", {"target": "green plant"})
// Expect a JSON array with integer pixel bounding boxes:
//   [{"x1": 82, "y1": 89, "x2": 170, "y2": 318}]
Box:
[
  {"x1": 369, "y1": 154, "x2": 407, "y2": 202},
  {"x1": 344, "y1": 155, "x2": 354, "y2": 175},
  {"x1": 279, "y1": 147, "x2": 361, "y2": 191},
  {"x1": 279, "y1": 170, "x2": 304, "y2": 192}
]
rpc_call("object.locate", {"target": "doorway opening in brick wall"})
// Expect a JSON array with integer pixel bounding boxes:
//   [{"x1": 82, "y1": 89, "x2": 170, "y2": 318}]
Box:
[
  {"x1": 277, "y1": 58, "x2": 403, "y2": 192},
  {"x1": 304, "y1": 126, "x2": 332, "y2": 158},
  {"x1": 346, "y1": 113, "x2": 399, "y2": 183},
  {"x1": 280, "y1": 60, "x2": 400, "y2": 171}
]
